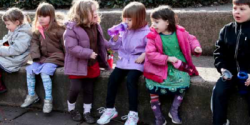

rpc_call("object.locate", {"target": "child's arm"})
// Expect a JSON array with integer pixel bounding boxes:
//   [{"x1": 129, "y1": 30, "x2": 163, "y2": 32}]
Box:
[
  {"x1": 64, "y1": 29, "x2": 93, "y2": 59},
  {"x1": 214, "y1": 27, "x2": 227, "y2": 74},
  {"x1": 146, "y1": 39, "x2": 168, "y2": 66},
  {"x1": 0, "y1": 32, "x2": 31, "y2": 57},
  {"x1": 106, "y1": 35, "x2": 122, "y2": 51},
  {"x1": 30, "y1": 33, "x2": 41, "y2": 61},
  {"x1": 186, "y1": 31, "x2": 202, "y2": 56}
]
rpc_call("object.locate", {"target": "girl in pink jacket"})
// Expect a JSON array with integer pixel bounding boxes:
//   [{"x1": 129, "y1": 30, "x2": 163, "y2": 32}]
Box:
[{"x1": 143, "y1": 6, "x2": 202, "y2": 125}]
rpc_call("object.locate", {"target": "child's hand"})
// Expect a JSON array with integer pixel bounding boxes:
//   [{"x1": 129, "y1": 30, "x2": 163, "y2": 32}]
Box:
[
  {"x1": 90, "y1": 52, "x2": 97, "y2": 59},
  {"x1": 135, "y1": 53, "x2": 145, "y2": 64},
  {"x1": 167, "y1": 56, "x2": 178, "y2": 63},
  {"x1": 194, "y1": 47, "x2": 202, "y2": 53},
  {"x1": 245, "y1": 74, "x2": 250, "y2": 86},
  {"x1": 113, "y1": 34, "x2": 119, "y2": 42}
]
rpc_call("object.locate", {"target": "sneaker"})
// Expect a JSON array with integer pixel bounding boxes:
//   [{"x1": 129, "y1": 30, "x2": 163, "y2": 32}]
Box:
[
  {"x1": 43, "y1": 99, "x2": 53, "y2": 113},
  {"x1": 69, "y1": 110, "x2": 82, "y2": 122},
  {"x1": 123, "y1": 111, "x2": 139, "y2": 125},
  {"x1": 97, "y1": 108, "x2": 118, "y2": 124},
  {"x1": 83, "y1": 112, "x2": 95, "y2": 124},
  {"x1": 21, "y1": 94, "x2": 39, "y2": 108},
  {"x1": 223, "y1": 119, "x2": 230, "y2": 125}
]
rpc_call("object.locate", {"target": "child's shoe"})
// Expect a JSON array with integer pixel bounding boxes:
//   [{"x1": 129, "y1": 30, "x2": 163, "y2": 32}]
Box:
[
  {"x1": 43, "y1": 99, "x2": 53, "y2": 113},
  {"x1": 69, "y1": 110, "x2": 82, "y2": 122},
  {"x1": 97, "y1": 108, "x2": 118, "y2": 124},
  {"x1": 21, "y1": 94, "x2": 39, "y2": 108},
  {"x1": 83, "y1": 112, "x2": 95, "y2": 124},
  {"x1": 123, "y1": 111, "x2": 139, "y2": 125},
  {"x1": 151, "y1": 101, "x2": 167, "y2": 125}
]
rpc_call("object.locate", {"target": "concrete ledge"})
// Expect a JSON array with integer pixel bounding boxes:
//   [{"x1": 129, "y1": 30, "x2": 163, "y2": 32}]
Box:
[
  {"x1": 1, "y1": 56, "x2": 250, "y2": 125},
  {"x1": 0, "y1": 10, "x2": 233, "y2": 55}
]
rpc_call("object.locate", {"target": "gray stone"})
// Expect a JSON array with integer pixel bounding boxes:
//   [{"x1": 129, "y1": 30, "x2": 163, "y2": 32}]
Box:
[{"x1": 0, "y1": 105, "x2": 27, "y2": 122}]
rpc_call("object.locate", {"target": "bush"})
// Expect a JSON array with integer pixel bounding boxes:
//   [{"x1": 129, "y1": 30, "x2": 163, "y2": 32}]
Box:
[{"x1": 0, "y1": 0, "x2": 230, "y2": 9}]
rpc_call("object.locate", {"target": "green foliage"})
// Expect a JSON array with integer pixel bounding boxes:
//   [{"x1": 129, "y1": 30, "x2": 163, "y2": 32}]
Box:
[{"x1": 0, "y1": 0, "x2": 229, "y2": 9}]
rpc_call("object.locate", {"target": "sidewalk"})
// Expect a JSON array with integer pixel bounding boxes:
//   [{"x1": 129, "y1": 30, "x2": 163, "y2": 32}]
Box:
[{"x1": 0, "y1": 105, "x2": 123, "y2": 125}]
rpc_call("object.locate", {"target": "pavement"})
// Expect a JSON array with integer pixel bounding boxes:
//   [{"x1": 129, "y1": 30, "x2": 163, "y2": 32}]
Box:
[{"x1": 0, "y1": 105, "x2": 124, "y2": 125}]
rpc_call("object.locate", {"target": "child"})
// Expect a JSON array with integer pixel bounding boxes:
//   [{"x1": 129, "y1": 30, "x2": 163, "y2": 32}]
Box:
[
  {"x1": 64, "y1": 0, "x2": 110, "y2": 123},
  {"x1": 20, "y1": 2, "x2": 65, "y2": 114},
  {"x1": 212, "y1": 0, "x2": 250, "y2": 125},
  {"x1": 143, "y1": 6, "x2": 202, "y2": 125},
  {"x1": 97, "y1": 2, "x2": 149, "y2": 125},
  {"x1": 0, "y1": 7, "x2": 32, "y2": 94}
]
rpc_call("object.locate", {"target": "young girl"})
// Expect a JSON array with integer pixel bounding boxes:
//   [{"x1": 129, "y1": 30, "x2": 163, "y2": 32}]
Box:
[
  {"x1": 20, "y1": 2, "x2": 65, "y2": 114},
  {"x1": 97, "y1": 2, "x2": 149, "y2": 125},
  {"x1": 0, "y1": 7, "x2": 32, "y2": 94},
  {"x1": 64, "y1": 0, "x2": 109, "y2": 123},
  {"x1": 143, "y1": 6, "x2": 202, "y2": 125}
]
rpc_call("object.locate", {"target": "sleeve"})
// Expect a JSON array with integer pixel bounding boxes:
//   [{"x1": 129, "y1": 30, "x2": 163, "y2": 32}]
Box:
[
  {"x1": 30, "y1": 32, "x2": 41, "y2": 60},
  {"x1": 145, "y1": 38, "x2": 168, "y2": 66},
  {"x1": 106, "y1": 36, "x2": 122, "y2": 51},
  {"x1": 57, "y1": 27, "x2": 66, "y2": 54},
  {"x1": 213, "y1": 26, "x2": 227, "y2": 74},
  {"x1": 0, "y1": 32, "x2": 31, "y2": 57},
  {"x1": 64, "y1": 28, "x2": 93, "y2": 59},
  {"x1": 186, "y1": 31, "x2": 202, "y2": 56}
]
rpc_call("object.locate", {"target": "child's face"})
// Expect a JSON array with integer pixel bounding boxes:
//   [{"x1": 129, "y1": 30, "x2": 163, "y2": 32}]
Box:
[
  {"x1": 88, "y1": 4, "x2": 98, "y2": 24},
  {"x1": 124, "y1": 18, "x2": 132, "y2": 29},
  {"x1": 232, "y1": 4, "x2": 250, "y2": 23},
  {"x1": 151, "y1": 18, "x2": 169, "y2": 34},
  {"x1": 4, "y1": 20, "x2": 19, "y2": 32},
  {"x1": 38, "y1": 15, "x2": 50, "y2": 27}
]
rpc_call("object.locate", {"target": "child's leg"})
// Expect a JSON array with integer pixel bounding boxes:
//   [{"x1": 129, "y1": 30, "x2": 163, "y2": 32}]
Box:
[
  {"x1": 169, "y1": 93, "x2": 184, "y2": 124},
  {"x1": 212, "y1": 77, "x2": 234, "y2": 125},
  {"x1": 21, "y1": 73, "x2": 39, "y2": 108},
  {"x1": 0, "y1": 72, "x2": 7, "y2": 93},
  {"x1": 126, "y1": 70, "x2": 142, "y2": 112},
  {"x1": 106, "y1": 67, "x2": 128, "y2": 108},
  {"x1": 41, "y1": 73, "x2": 52, "y2": 100},
  {"x1": 82, "y1": 78, "x2": 96, "y2": 124},
  {"x1": 81, "y1": 78, "x2": 95, "y2": 113},
  {"x1": 27, "y1": 73, "x2": 36, "y2": 96},
  {"x1": 150, "y1": 94, "x2": 166, "y2": 125},
  {"x1": 67, "y1": 79, "x2": 83, "y2": 121}
]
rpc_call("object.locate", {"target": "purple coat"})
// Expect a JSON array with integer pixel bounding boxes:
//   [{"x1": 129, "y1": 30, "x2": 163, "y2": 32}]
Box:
[
  {"x1": 107, "y1": 25, "x2": 150, "y2": 72},
  {"x1": 63, "y1": 21, "x2": 109, "y2": 76}
]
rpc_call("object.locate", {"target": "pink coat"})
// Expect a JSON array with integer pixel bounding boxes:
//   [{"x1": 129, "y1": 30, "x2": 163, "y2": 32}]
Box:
[{"x1": 143, "y1": 25, "x2": 201, "y2": 81}]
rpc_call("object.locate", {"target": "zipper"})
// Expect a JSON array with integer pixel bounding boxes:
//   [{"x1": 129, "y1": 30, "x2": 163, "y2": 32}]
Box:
[{"x1": 234, "y1": 24, "x2": 242, "y2": 73}]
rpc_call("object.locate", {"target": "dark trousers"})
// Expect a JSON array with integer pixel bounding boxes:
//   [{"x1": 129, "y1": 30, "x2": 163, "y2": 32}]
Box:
[
  {"x1": 106, "y1": 67, "x2": 142, "y2": 112},
  {"x1": 68, "y1": 78, "x2": 96, "y2": 104},
  {"x1": 212, "y1": 76, "x2": 250, "y2": 125}
]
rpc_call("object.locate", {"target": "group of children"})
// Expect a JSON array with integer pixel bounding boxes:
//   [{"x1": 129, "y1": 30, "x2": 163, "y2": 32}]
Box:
[{"x1": 0, "y1": 0, "x2": 249, "y2": 125}]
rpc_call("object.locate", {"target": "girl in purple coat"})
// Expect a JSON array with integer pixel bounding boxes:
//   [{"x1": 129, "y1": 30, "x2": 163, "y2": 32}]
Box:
[
  {"x1": 97, "y1": 2, "x2": 149, "y2": 125},
  {"x1": 63, "y1": 0, "x2": 109, "y2": 124}
]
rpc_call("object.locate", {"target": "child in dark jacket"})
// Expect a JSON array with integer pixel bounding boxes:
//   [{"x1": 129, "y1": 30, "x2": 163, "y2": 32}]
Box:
[{"x1": 212, "y1": 0, "x2": 250, "y2": 125}]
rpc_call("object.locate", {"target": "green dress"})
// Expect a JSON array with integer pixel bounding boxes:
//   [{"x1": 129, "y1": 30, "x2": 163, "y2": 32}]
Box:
[{"x1": 145, "y1": 32, "x2": 190, "y2": 95}]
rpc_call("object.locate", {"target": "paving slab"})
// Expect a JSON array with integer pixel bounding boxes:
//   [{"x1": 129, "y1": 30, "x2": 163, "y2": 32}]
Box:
[{"x1": 0, "y1": 105, "x2": 27, "y2": 122}]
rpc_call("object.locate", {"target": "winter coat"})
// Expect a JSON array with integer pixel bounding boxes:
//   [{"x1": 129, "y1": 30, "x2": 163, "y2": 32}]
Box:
[
  {"x1": 63, "y1": 21, "x2": 109, "y2": 76},
  {"x1": 0, "y1": 23, "x2": 32, "y2": 72},
  {"x1": 30, "y1": 23, "x2": 65, "y2": 66},
  {"x1": 214, "y1": 20, "x2": 250, "y2": 75},
  {"x1": 144, "y1": 25, "x2": 201, "y2": 81}
]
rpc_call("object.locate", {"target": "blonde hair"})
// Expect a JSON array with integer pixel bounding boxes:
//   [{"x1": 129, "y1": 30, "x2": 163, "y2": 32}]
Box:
[
  {"x1": 2, "y1": 7, "x2": 25, "y2": 25},
  {"x1": 122, "y1": 2, "x2": 147, "y2": 30},
  {"x1": 67, "y1": 0, "x2": 100, "y2": 26},
  {"x1": 32, "y1": 2, "x2": 64, "y2": 32}
]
